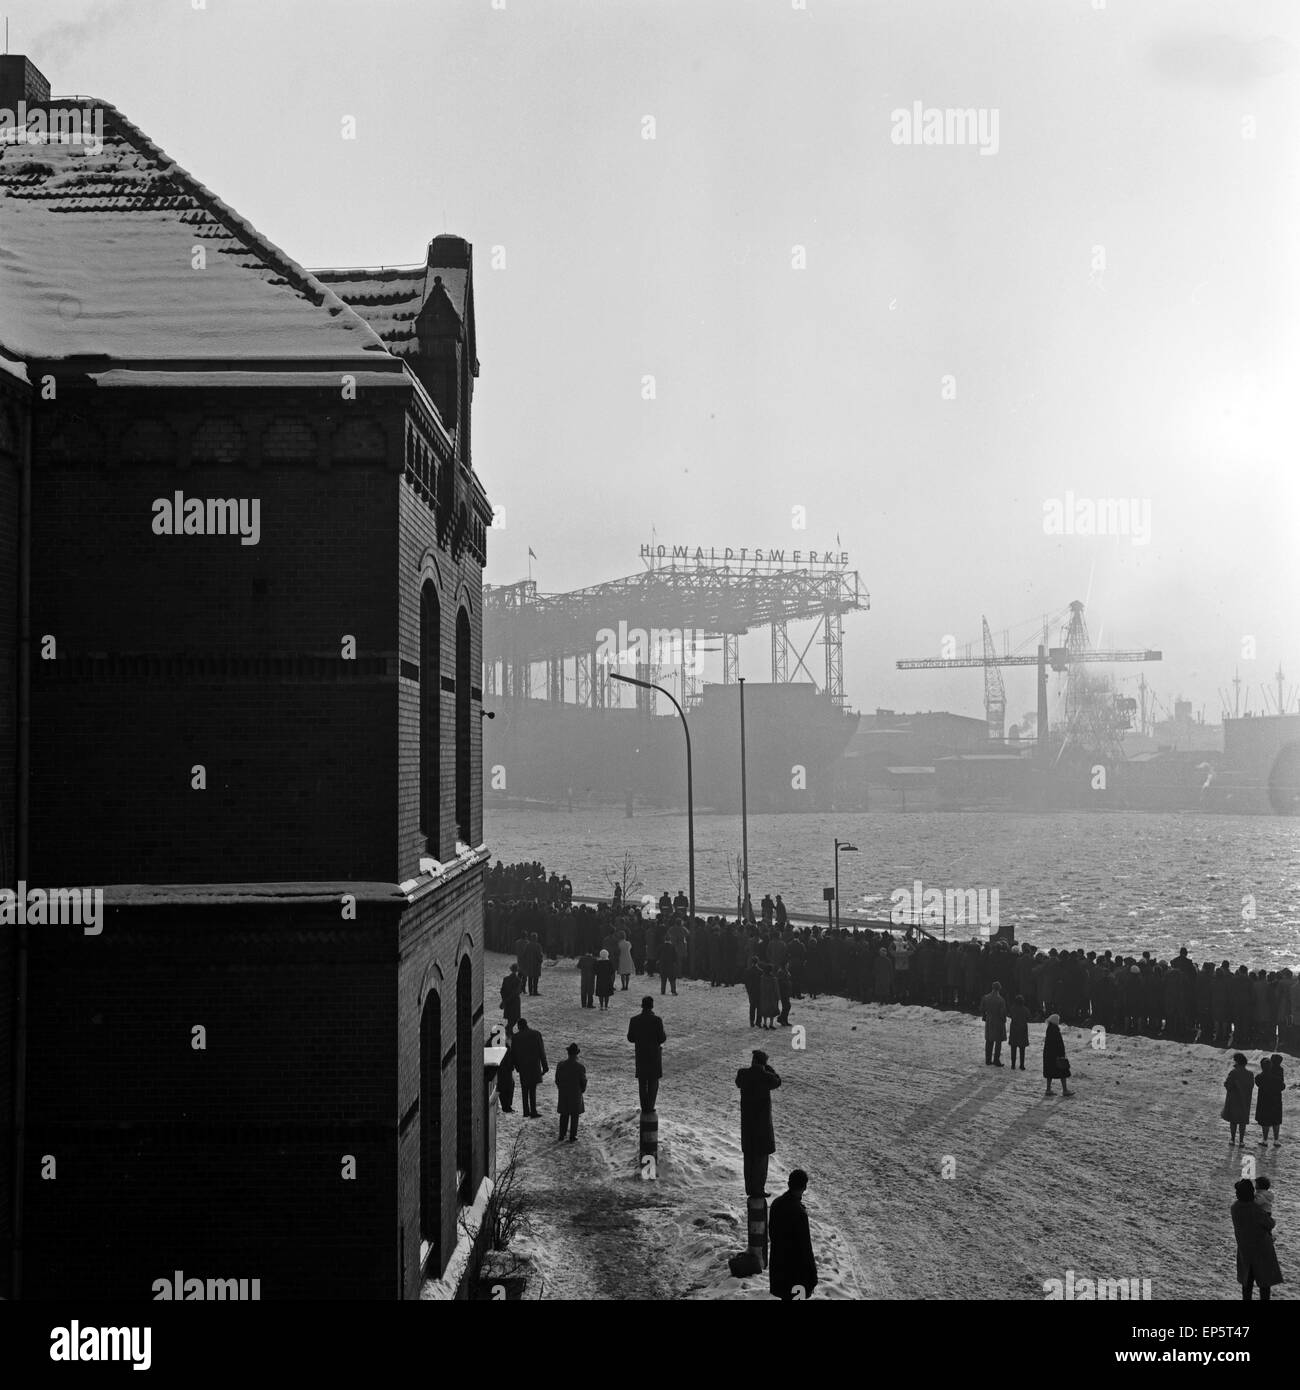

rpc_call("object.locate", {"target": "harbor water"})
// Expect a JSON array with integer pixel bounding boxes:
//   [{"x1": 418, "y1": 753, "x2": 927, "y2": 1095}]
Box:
[{"x1": 485, "y1": 808, "x2": 1300, "y2": 969}]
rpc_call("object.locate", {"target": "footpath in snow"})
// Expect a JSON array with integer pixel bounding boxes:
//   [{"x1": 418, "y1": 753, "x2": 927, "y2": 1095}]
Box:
[{"x1": 490, "y1": 951, "x2": 1293, "y2": 1300}]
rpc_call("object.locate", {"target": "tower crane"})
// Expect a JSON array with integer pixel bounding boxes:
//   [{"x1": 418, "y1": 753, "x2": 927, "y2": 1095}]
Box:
[{"x1": 896, "y1": 601, "x2": 1161, "y2": 759}]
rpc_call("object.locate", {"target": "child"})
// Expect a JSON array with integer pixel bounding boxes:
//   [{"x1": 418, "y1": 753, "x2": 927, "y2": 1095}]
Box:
[{"x1": 1254, "y1": 1175, "x2": 1273, "y2": 1216}]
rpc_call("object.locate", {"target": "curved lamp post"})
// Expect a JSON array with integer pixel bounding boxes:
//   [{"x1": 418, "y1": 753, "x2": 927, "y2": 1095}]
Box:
[
  {"x1": 610, "y1": 672, "x2": 695, "y2": 925},
  {"x1": 834, "y1": 838, "x2": 858, "y2": 929}
]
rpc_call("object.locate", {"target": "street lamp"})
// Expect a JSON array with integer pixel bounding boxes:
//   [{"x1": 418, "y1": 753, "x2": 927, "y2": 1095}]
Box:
[
  {"x1": 834, "y1": 838, "x2": 858, "y2": 930},
  {"x1": 610, "y1": 672, "x2": 695, "y2": 926},
  {"x1": 738, "y1": 676, "x2": 749, "y2": 921}
]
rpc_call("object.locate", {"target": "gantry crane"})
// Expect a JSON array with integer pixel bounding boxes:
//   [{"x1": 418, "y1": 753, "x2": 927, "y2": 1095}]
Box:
[{"x1": 897, "y1": 601, "x2": 1161, "y2": 759}]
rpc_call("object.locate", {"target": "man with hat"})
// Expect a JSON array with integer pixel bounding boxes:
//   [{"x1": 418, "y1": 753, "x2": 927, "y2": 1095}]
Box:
[
  {"x1": 555, "y1": 1042, "x2": 587, "y2": 1141},
  {"x1": 736, "y1": 1049, "x2": 782, "y2": 1197}
]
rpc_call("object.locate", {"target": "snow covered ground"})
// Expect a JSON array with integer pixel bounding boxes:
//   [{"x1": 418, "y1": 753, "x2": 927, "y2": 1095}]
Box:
[{"x1": 490, "y1": 949, "x2": 1294, "y2": 1300}]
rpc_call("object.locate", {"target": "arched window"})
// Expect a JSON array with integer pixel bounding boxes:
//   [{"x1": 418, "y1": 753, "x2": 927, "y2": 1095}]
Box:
[
  {"x1": 420, "y1": 582, "x2": 440, "y2": 853},
  {"x1": 455, "y1": 607, "x2": 472, "y2": 844},
  {"x1": 456, "y1": 956, "x2": 473, "y2": 1196},
  {"x1": 419, "y1": 992, "x2": 442, "y2": 1261}
]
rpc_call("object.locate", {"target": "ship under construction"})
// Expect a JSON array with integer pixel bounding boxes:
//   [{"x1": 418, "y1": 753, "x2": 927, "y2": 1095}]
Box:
[{"x1": 482, "y1": 545, "x2": 868, "y2": 812}]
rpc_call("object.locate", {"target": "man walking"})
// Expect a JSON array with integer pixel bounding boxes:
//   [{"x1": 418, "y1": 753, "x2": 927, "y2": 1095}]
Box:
[
  {"x1": 736, "y1": 1049, "x2": 781, "y2": 1197},
  {"x1": 510, "y1": 1018, "x2": 548, "y2": 1118},
  {"x1": 626, "y1": 996, "x2": 666, "y2": 1112},
  {"x1": 555, "y1": 1042, "x2": 587, "y2": 1142},
  {"x1": 769, "y1": 1170, "x2": 818, "y2": 1301},
  {"x1": 981, "y1": 979, "x2": 1008, "y2": 1066}
]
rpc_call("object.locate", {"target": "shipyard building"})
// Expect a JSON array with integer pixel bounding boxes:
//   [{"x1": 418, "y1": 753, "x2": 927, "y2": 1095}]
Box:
[{"x1": 0, "y1": 55, "x2": 494, "y2": 1298}]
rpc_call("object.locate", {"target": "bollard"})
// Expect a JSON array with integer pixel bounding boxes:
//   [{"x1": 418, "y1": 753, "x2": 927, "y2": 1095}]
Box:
[
  {"x1": 639, "y1": 1109, "x2": 658, "y2": 1159},
  {"x1": 746, "y1": 1195, "x2": 768, "y2": 1270}
]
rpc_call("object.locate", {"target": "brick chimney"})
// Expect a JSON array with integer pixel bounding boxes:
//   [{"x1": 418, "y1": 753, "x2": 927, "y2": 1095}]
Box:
[
  {"x1": 413, "y1": 236, "x2": 477, "y2": 466},
  {"x1": 0, "y1": 55, "x2": 51, "y2": 111}
]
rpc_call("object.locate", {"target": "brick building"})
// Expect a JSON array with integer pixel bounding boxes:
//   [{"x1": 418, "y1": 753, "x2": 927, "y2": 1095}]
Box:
[{"x1": 0, "y1": 56, "x2": 495, "y2": 1298}]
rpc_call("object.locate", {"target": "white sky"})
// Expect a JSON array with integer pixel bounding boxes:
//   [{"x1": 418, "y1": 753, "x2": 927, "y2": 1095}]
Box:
[{"x1": 12, "y1": 0, "x2": 1300, "y2": 723}]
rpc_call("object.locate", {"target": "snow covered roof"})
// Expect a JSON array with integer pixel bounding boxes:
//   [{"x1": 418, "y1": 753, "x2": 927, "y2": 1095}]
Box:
[
  {"x1": 83, "y1": 367, "x2": 413, "y2": 391},
  {"x1": 100, "y1": 882, "x2": 410, "y2": 907},
  {"x1": 0, "y1": 352, "x2": 29, "y2": 383},
  {"x1": 313, "y1": 240, "x2": 473, "y2": 362},
  {"x1": 0, "y1": 98, "x2": 394, "y2": 365}
]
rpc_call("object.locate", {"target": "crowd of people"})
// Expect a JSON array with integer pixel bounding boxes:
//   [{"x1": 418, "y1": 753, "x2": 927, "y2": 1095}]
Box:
[
  {"x1": 487, "y1": 860, "x2": 1295, "y2": 1301},
  {"x1": 486, "y1": 860, "x2": 572, "y2": 905},
  {"x1": 486, "y1": 864, "x2": 1300, "y2": 1056}
]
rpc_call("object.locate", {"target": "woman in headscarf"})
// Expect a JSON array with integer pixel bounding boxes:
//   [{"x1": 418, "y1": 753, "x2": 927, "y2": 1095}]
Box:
[
  {"x1": 1042, "y1": 1014, "x2": 1071, "y2": 1096},
  {"x1": 1222, "y1": 1052, "x2": 1254, "y2": 1147},
  {"x1": 1255, "y1": 1054, "x2": 1284, "y2": 1149},
  {"x1": 594, "y1": 949, "x2": 616, "y2": 1010},
  {"x1": 1231, "y1": 1178, "x2": 1283, "y2": 1301}
]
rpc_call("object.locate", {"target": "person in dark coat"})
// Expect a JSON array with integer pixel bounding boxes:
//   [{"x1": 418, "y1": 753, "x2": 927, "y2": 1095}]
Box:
[
  {"x1": 627, "y1": 996, "x2": 666, "y2": 1112},
  {"x1": 1254, "y1": 1055, "x2": 1284, "y2": 1147},
  {"x1": 500, "y1": 964, "x2": 523, "y2": 1036},
  {"x1": 873, "y1": 947, "x2": 894, "y2": 1004},
  {"x1": 759, "y1": 964, "x2": 779, "y2": 1029},
  {"x1": 769, "y1": 1169, "x2": 818, "y2": 1301},
  {"x1": 775, "y1": 964, "x2": 792, "y2": 1026},
  {"x1": 736, "y1": 1049, "x2": 782, "y2": 1196},
  {"x1": 525, "y1": 932, "x2": 544, "y2": 996},
  {"x1": 510, "y1": 1019, "x2": 549, "y2": 1119},
  {"x1": 1042, "y1": 1014, "x2": 1071, "y2": 1096},
  {"x1": 1230, "y1": 966, "x2": 1253, "y2": 1048},
  {"x1": 1211, "y1": 963, "x2": 1231, "y2": 1045},
  {"x1": 1008, "y1": 993, "x2": 1030, "y2": 1070},
  {"x1": 981, "y1": 981, "x2": 1009, "y2": 1066},
  {"x1": 497, "y1": 1041, "x2": 516, "y2": 1114},
  {"x1": 659, "y1": 938, "x2": 680, "y2": 996},
  {"x1": 743, "y1": 957, "x2": 763, "y2": 1027},
  {"x1": 1195, "y1": 963, "x2": 1214, "y2": 1044},
  {"x1": 1231, "y1": 1178, "x2": 1284, "y2": 1301},
  {"x1": 594, "y1": 949, "x2": 615, "y2": 1010},
  {"x1": 1222, "y1": 1052, "x2": 1254, "y2": 1146},
  {"x1": 578, "y1": 951, "x2": 597, "y2": 1009},
  {"x1": 555, "y1": 1042, "x2": 587, "y2": 1141}
]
